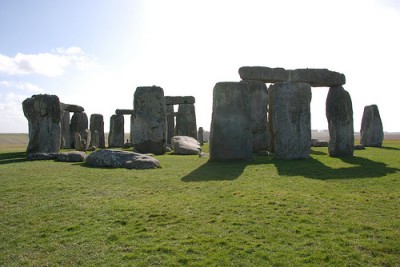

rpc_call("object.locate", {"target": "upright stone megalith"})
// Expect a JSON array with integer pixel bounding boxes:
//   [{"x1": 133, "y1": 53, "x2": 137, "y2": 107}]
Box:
[
  {"x1": 360, "y1": 105, "x2": 384, "y2": 147},
  {"x1": 70, "y1": 112, "x2": 89, "y2": 149},
  {"x1": 326, "y1": 86, "x2": 354, "y2": 157},
  {"x1": 241, "y1": 80, "x2": 269, "y2": 152},
  {"x1": 109, "y1": 114, "x2": 125, "y2": 148},
  {"x1": 22, "y1": 94, "x2": 62, "y2": 154},
  {"x1": 198, "y1": 127, "x2": 204, "y2": 146},
  {"x1": 268, "y1": 82, "x2": 311, "y2": 159},
  {"x1": 131, "y1": 86, "x2": 166, "y2": 155},
  {"x1": 61, "y1": 110, "x2": 72, "y2": 149},
  {"x1": 175, "y1": 103, "x2": 197, "y2": 139},
  {"x1": 210, "y1": 82, "x2": 252, "y2": 161},
  {"x1": 90, "y1": 114, "x2": 105, "y2": 148}
]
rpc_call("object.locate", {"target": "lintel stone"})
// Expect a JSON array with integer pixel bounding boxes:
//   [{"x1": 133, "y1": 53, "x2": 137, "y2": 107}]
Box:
[
  {"x1": 165, "y1": 96, "x2": 195, "y2": 105},
  {"x1": 115, "y1": 109, "x2": 134, "y2": 115}
]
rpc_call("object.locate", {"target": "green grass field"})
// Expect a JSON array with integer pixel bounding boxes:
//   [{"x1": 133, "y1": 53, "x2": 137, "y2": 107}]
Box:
[{"x1": 1, "y1": 136, "x2": 399, "y2": 266}]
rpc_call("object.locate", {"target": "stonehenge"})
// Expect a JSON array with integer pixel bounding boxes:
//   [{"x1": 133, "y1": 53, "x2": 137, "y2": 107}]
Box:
[
  {"x1": 165, "y1": 96, "x2": 197, "y2": 142},
  {"x1": 208, "y1": 66, "x2": 359, "y2": 160},
  {"x1": 360, "y1": 105, "x2": 384, "y2": 147},
  {"x1": 24, "y1": 65, "x2": 383, "y2": 164}
]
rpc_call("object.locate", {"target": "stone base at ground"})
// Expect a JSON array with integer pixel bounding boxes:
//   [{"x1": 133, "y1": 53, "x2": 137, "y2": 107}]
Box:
[
  {"x1": 85, "y1": 149, "x2": 160, "y2": 169},
  {"x1": 58, "y1": 151, "x2": 87, "y2": 162}
]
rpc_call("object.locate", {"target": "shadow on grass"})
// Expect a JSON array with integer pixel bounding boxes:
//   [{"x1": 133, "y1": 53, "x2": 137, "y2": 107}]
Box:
[
  {"x1": 275, "y1": 155, "x2": 399, "y2": 180},
  {"x1": 182, "y1": 157, "x2": 273, "y2": 182},
  {"x1": 380, "y1": 146, "x2": 400, "y2": 151},
  {"x1": 0, "y1": 151, "x2": 27, "y2": 165}
]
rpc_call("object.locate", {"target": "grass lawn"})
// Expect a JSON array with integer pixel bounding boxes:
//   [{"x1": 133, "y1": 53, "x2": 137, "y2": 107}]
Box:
[{"x1": 0, "y1": 139, "x2": 399, "y2": 266}]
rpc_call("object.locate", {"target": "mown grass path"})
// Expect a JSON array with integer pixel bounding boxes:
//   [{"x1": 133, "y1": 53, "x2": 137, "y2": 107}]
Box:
[{"x1": 1, "y1": 142, "x2": 399, "y2": 266}]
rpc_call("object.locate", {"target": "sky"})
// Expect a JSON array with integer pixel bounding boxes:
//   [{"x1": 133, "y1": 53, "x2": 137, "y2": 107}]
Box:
[{"x1": 1, "y1": 0, "x2": 400, "y2": 133}]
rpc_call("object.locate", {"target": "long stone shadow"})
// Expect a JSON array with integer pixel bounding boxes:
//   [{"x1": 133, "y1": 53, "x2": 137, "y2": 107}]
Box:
[
  {"x1": 181, "y1": 158, "x2": 272, "y2": 182},
  {"x1": 0, "y1": 151, "x2": 27, "y2": 165},
  {"x1": 274, "y1": 155, "x2": 399, "y2": 180}
]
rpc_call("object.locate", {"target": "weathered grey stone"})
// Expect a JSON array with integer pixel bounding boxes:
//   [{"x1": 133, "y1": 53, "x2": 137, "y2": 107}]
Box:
[
  {"x1": 26, "y1": 152, "x2": 59, "y2": 160},
  {"x1": 89, "y1": 114, "x2": 105, "y2": 148},
  {"x1": 288, "y1": 68, "x2": 346, "y2": 87},
  {"x1": 61, "y1": 110, "x2": 72, "y2": 149},
  {"x1": 175, "y1": 104, "x2": 197, "y2": 139},
  {"x1": 70, "y1": 112, "x2": 88, "y2": 148},
  {"x1": 131, "y1": 86, "x2": 166, "y2": 155},
  {"x1": 241, "y1": 80, "x2": 269, "y2": 152},
  {"x1": 198, "y1": 127, "x2": 204, "y2": 146},
  {"x1": 60, "y1": 103, "x2": 84, "y2": 113},
  {"x1": 326, "y1": 86, "x2": 354, "y2": 157},
  {"x1": 22, "y1": 94, "x2": 61, "y2": 154},
  {"x1": 86, "y1": 149, "x2": 160, "y2": 169},
  {"x1": 238, "y1": 66, "x2": 346, "y2": 87},
  {"x1": 209, "y1": 82, "x2": 252, "y2": 161},
  {"x1": 312, "y1": 140, "x2": 329, "y2": 147},
  {"x1": 171, "y1": 136, "x2": 201, "y2": 155},
  {"x1": 115, "y1": 109, "x2": 133, "y2": 115},
  {"x1": 354, "y1": 144, "x2": 366, "y2": 150},
  {"x1": 91, "y1": 130, "x2": 100, "y2": 148},
  {"x1": 74, "y1": 130, "x2": 90, "y2": 151},
  {"x1": 108, "y1": 114, "x2": 125, "y2": 148},
  {"x1": 239, "y1": 66, "x2": 288, "y2": 83},
  {"x1": 166, "y1": 105, "x2": 175, "y2": 145},
  {"x1": 165, "y1": 96, "x2": 195, "y2": 105},
  {"x1": 360, "y1": 105, "x2": 384, "y2": 147},
  {"x1": 269, "y1": 82, "x2": 312, "y2": 159},
  {"x1": 57, "y1": 151, "x2": 87, "y2": 162}
]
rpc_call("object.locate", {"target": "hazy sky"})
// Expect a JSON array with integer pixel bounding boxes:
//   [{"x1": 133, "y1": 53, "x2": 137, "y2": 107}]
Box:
[{"x1": 1, "y1": 0, "x2": 399, "y2": 133}]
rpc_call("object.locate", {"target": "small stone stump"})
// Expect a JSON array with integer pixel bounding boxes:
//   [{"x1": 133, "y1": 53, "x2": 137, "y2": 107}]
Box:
[{"x1": 209, "y1": 82, "x2": 252, "y2": 161}]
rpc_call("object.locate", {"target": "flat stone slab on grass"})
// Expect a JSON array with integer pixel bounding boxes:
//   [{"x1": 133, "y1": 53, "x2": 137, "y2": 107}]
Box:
[
  {"x1": 58, "y1": 151, "x2": 87, "y2": 162},
  {"x1": 85, "y1": 149, "x2": 160, "y2": 169}
]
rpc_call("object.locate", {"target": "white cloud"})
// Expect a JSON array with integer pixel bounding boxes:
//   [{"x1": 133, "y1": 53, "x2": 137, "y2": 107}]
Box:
[
  {"x1": 0, "y1": 81, "x2": 45, "y2": 93},
  {"x1": 0, "y1": 46, "x2": 97, "y2": 77}
]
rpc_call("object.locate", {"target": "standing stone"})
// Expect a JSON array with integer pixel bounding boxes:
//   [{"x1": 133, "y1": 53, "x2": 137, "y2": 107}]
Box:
[
  {"x1": 89, "y1": 114, "x2": 105, "y2": 148},
  {"x1": 109, "y1": 114, "x2": 125, "y2": 148},
  {"x1": 360, "y1": 105, "x2": 384, "y2": 147},
  {"x1": 326, "y1": 86, "x2": 354, "y2": 157},
  {"x1": 61, "y1": 110, "x2": 72, "y2": 149},
  {"x1": 242, "y1": 80, "x2": 269, "y2": 152},
  {"x1": 131, "y1": 86, "x2": 166, "y2": 155},
  {"x1": 210, "y1": 82, "x2": 252, "y2": 161},
  {"x1": 166, "y1": 104, "x2": 175, "y2": 144},
  {"x1": 22, "y1": 94, "x2": 61, "y2": 154},
  {"x1": 175, "y1": 103, "x2": 197, "y2": 139},
  {"x1": 268, "y1": 82, "x2": 311, "y2": 159},
  {"x1": 198, "y1": 127, "x2": 204, "y2": 146},
  {"x1": 70, "y1": 112, "x2": 88, "y2": 148}
]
